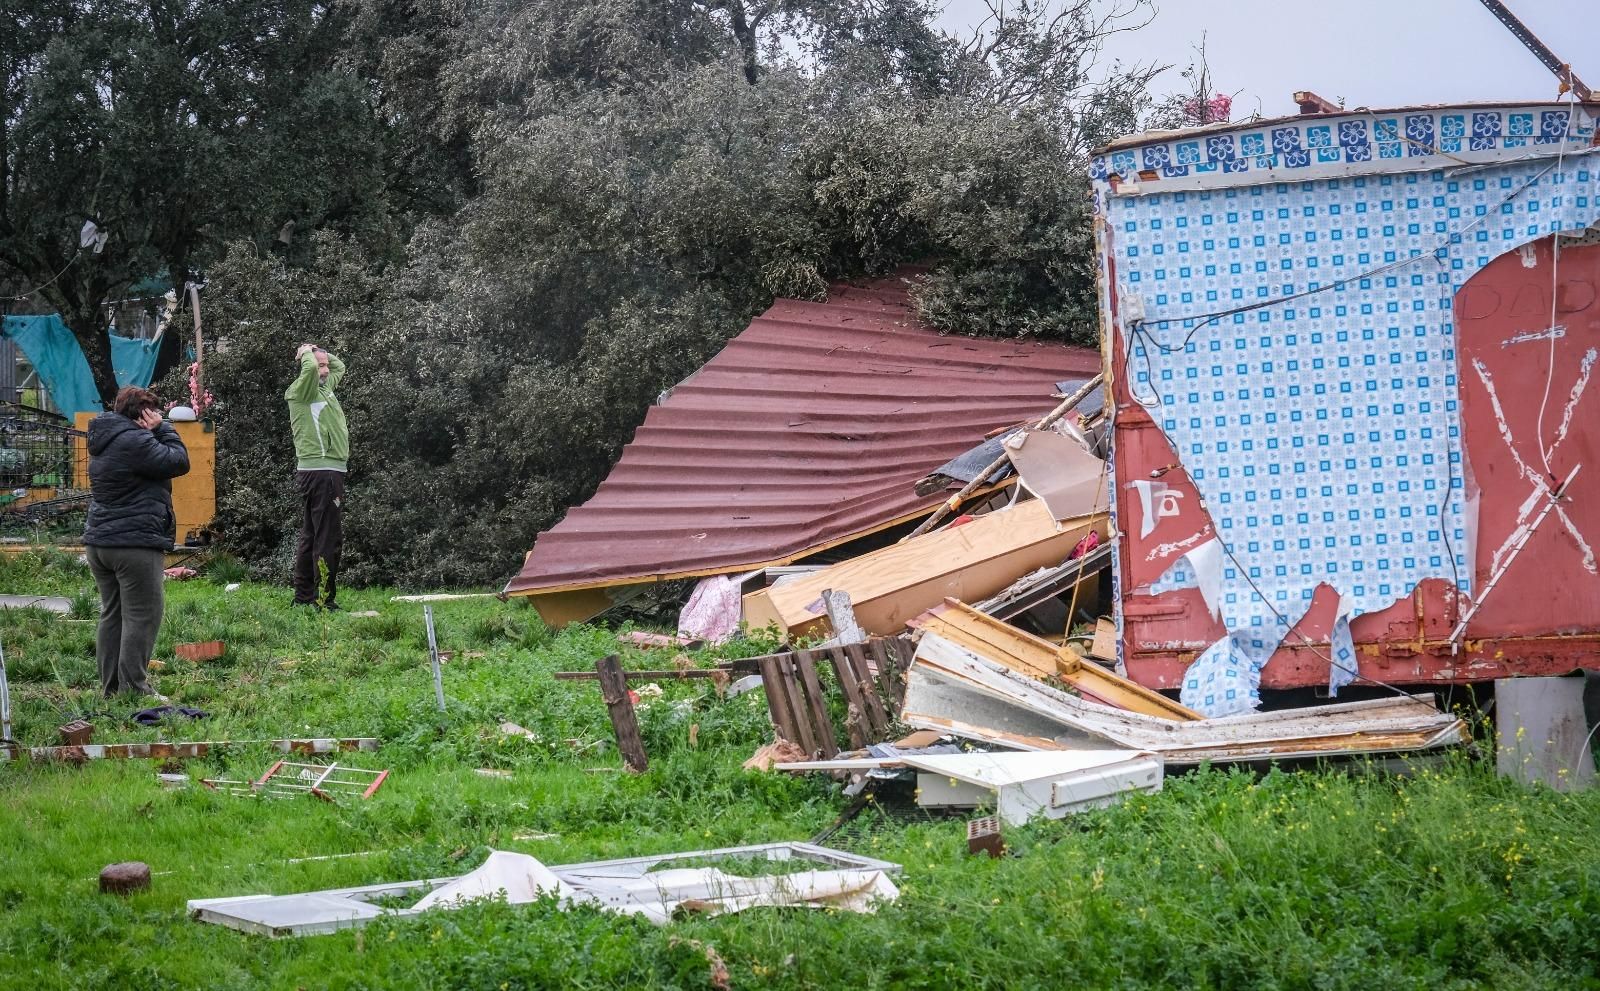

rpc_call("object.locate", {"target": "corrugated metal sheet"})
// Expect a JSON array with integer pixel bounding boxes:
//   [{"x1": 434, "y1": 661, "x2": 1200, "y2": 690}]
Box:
[{"x1": 504, "y1": 277, "x2": 1099, "y2": 601}]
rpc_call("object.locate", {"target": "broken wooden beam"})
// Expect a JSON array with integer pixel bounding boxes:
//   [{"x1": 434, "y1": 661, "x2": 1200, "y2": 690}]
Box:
[
  {"x1": 555, "y1": 656, "x2": 763, "y2": 681},
  {"x1": 594, "y1": 654, "x2": 648, "y2": 774},
  {"x1": 3, "y1": 738, "x2": 379, "y2": 763},
  {"x1": 911, "y1": 599, "x2": 1200, "y2": 721},
  {"x1": 618, "y1": 631, "x2": 704, "y2": 650}
]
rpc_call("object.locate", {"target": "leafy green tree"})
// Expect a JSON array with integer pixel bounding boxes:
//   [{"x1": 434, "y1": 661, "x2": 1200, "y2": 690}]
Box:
[
  {"x1": 1, "y1": 0, "x2": 390, "y2": 404},
  {"x1": 193, "y1": 0, "x2": 1165, "y2": 589}
]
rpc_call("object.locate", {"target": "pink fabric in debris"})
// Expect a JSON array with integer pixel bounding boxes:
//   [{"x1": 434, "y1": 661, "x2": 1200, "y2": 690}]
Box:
[
  {"x1": 678, "y1": 575, "x2": 742, "y2": 644},
  {"x1": 1066, "y1": 531, "x2": 1100, "y2": 561}
]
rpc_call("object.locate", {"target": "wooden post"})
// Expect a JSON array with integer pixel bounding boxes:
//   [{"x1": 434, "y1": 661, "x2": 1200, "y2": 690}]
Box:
[
  {"x1": 187, "y1": 282, "x2": 204, "y2": 401},
  {"x1": 595, "y1": 654, "x2": 648, "y2": 774}
]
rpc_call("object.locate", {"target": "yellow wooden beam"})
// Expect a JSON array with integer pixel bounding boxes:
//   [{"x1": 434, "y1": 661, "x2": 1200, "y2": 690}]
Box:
[{"x1": 913, "y1": 599, "x2": 1201, "y2": 722}]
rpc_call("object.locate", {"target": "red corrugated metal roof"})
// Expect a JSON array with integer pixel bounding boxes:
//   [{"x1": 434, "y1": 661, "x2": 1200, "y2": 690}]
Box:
[{"x1": 503, "y1": 276, "x2": 1100, "y2": 597}]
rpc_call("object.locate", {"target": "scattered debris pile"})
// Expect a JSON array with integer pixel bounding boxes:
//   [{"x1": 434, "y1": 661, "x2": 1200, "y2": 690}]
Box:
[
  {"x1": 558, "y1": 105, "x2": 1600, "y2": 833},
  {"x1": 569, "y1": 336, "x2": 1490, "y2": 826}
]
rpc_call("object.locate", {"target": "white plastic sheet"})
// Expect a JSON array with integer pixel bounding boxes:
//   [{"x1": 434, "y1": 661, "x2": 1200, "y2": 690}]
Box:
[
  {"x1": 189, "y1": 845, "x2": 901, "y2": 937},
  {"x1": 411, "y1": 851, "x2": 573, "y2": 910}
]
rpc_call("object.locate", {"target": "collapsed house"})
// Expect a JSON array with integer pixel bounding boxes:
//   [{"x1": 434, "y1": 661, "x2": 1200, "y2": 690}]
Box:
[
  {"x1": 1094, "y1": 100, "x2": 1600, "y2": 713},
  {"x1": 524, "y1": 99, "x2": 1600, "y2": 825}
]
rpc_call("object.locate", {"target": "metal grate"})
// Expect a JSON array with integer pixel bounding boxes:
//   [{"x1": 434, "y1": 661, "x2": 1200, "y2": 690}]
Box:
[
  {"x1": 203, "y1": 761, "x2": 390, "y2": 802},
  {"x1": 0, "y1": 402, "x2": 88, "y2": 530},
  {"x1": 809, "y1": 781, "x2": 963, "y2": 852}
]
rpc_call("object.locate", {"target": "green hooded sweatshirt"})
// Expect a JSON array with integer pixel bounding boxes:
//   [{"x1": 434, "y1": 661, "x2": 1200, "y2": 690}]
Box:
[{"x1": 285, "y1": 351, "x2": 349, "y2": 471}]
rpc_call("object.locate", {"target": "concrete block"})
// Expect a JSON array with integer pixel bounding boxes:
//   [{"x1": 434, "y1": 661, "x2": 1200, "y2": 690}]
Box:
[{"x1": 1496, "y1": 676, "x2": 1597, "y2": 791}]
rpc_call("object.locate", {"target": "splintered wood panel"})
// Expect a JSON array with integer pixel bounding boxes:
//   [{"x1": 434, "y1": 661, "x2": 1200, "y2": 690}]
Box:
[
  {"x1": 844, "y1": 644, "x2": 889, "y2": 736},
  {"x1": 744, "y1": 503, "x2": 1107, "y2": 639},
  {"x1": 792, "y1": 651, "x2": 839, "y2": 759},
  {"x1": 827, "y1": 647, "x2": 871, "y2": 748}
]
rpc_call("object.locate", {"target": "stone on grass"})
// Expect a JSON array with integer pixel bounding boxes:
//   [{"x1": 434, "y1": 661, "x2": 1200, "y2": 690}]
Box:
[{"x1": 99, "y1": 861, "x2": 152, "y2": 895}]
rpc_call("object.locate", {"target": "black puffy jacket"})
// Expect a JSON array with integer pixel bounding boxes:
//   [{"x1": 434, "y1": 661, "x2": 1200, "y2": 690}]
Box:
[{"x1": 83, "y1": 413, "x2": 191, "y2": 549}]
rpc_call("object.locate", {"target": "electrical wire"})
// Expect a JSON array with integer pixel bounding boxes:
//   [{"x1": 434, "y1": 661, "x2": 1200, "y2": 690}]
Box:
[
  {"x1": 4, "y1": 250, "x2": 82, "y2": 301},
  {"x1": 1533, "y1": 88, "x2": 1580, "y2": 482},
  {"x1": 1210, "y1": 527, "x2": 1444, "y2": 711}
]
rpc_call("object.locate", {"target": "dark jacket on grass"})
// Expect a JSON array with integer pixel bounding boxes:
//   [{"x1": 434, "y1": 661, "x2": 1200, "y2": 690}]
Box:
[{"x1": 83, "y1": 413, "x2": 190, "y2": 549}]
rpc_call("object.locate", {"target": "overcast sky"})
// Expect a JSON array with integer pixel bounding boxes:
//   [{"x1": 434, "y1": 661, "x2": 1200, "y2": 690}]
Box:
[{"x1": 935, "y1": 0, "x2": 1593, "y2": 119}]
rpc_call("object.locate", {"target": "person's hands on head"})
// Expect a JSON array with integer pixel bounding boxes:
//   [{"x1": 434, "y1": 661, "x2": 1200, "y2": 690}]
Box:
[
  {"x1": 296, "y1": 343, "x2": 316, "y2": 360},
  {"x1": 136, "y1": 409, "x2": 164, "y2": 431}
]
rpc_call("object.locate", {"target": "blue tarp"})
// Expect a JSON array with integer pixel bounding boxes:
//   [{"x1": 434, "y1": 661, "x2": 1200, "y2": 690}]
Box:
[{"x1": 0, "y1": 315, "x2": 161, "y2": 418}]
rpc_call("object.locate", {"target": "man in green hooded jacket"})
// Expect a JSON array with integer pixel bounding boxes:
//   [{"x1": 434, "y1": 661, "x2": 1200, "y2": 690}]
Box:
[{"x1": 286, "y1": 343, "x2": 348, "y2": 608}]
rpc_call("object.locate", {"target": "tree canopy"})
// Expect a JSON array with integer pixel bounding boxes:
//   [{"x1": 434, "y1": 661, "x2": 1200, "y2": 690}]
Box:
[
  {"x1": 12, "y1": 0, "x2": 1192, "y2": 587},
  {"x1": 1, "y1": 0, "x2": 391, "y2": 399}
]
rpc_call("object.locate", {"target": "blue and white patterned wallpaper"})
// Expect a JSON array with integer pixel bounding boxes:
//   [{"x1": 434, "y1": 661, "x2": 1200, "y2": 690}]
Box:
[
  {"x1": 1092, "y1": 106, "x2": 1597, "y2": 194},
  {"x1": 1104, "y1": 127, "x2": 1600, "y2": 714}
]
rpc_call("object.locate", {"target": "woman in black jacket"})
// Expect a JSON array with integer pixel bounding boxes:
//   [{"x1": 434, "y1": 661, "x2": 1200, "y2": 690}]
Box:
[{"x1": 83, "y1": 387, "x2": 190, "y2": 697}]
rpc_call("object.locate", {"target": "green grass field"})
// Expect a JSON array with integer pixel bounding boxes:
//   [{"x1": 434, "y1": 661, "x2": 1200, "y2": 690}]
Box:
[{"x1": 1, "y1": 552, "x2": 1597, "y2": 990}]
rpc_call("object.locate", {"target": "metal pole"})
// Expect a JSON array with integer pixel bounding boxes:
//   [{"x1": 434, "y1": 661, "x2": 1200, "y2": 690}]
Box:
[
  {"x1": 423, "y1": 605, "x2": 446, "y2": 712},
  {"x1": 0, "y1": 635, "x2": 12, "y2": 743},
  {"x1": 1474, "y1": 0, "x2": 1594, "y2": 101}
]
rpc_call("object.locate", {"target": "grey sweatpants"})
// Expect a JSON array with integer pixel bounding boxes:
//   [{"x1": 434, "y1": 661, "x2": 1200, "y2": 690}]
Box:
[{"x1": 86, "y1": 545, "x2": 165, "y2": 696}]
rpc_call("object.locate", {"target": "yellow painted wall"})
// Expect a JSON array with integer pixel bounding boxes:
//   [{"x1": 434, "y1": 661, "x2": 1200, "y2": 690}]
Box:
[{"x1": 74, "y1": 413, "x2": 217, "y2": 545}]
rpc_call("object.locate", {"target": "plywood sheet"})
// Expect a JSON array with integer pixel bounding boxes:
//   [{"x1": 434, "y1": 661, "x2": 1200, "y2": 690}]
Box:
[{"x1": 742, "y1": 503, "x2": 1105, "y2": 639}]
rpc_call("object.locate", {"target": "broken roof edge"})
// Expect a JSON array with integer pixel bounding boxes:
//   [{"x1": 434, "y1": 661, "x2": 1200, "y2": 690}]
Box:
[
  {"x1": 501, "y1": 478, "x2": 1023, "y2": 603},
  {"x1": 1095, "y1": 99, "x2": 1600, "y2": 153}
]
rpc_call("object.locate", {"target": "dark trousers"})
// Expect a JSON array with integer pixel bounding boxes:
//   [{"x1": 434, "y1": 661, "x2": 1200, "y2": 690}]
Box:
[
  {"x1": 292, "y1": 470, "x2": 344, "y2": 607},
  {"x1": 86, "y1": 545, "x2": 165, "y2": 696}
]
